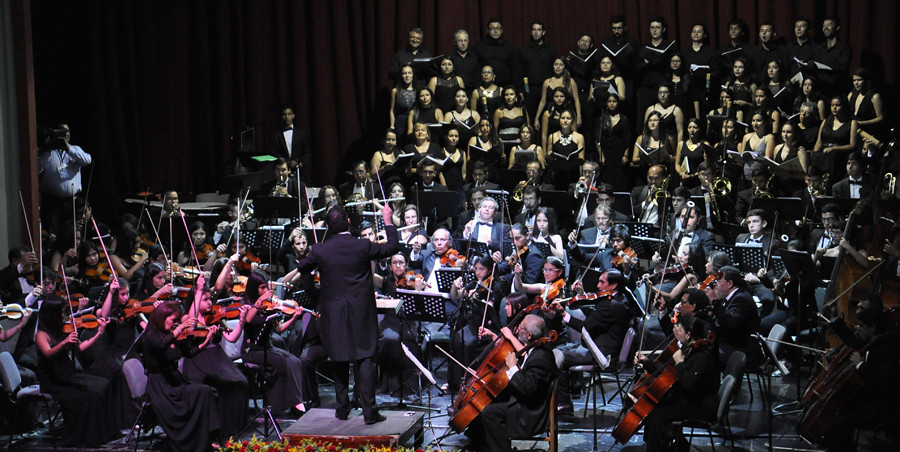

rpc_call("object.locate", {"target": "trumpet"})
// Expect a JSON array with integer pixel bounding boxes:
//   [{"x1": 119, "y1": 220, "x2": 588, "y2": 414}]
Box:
[
  {"x1": 270, "y1": 175, "x2": 291, "y2": 197},
  {"x1": 857, "y1": 128, "x2": 883, "y2": 149},
  {"x1": 574, "y1": 177, "x2": 594, "y2": 196},
  {"x1": 513, "y1": 178, "x2": 536, "y2": 202},
  {"x1": 884, "y1": 173, "x2": 896, "y2": 197}
]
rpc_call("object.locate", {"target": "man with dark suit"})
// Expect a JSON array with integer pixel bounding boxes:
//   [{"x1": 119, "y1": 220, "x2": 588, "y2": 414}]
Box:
[
  {"x1": 568, "y1": 204, "x2": 616, "y2": 264},
  {"x1": 493, "y1": 223, "x2": 545, "y2": 286},
  {"x1": 553, "y1": 269, "x2": 633, "y2": 417},
  {"x1": 409, "y1": 228, "x2": 458, "y2": 294},
  {"x1": 733, "y1": 166, "x2": 773, "y2": 222},
  {"x1": 461, "y1": 161, "x2": 500, "y2": 193},
  {"x1": 807, "y1": 203, "x2": 843, "y2": 253},
  {"x1": 632, "y1": 165, "x2": 666, "y2": 224},
  {"x1": 793, "y1": 165, "x2": 829, "y2": 223},
  {"x1": 338, "y1": 161, "x2": 379, "y2": 202},
  {"x1": 409, "y1": 161, "x2": 450, "y2": 193},
  {"x1": 295, "y1": 205, "x2": 399, "y2": 424},
  {"x1": 461, "y1": 197, "x2": 510, "y2": 253},
  {"x1": 0, "y1": 246, "x2": 38, "y2": 305},
  {"x1": 735, "y1": 208, "x2": 779, "y2": 259},
  {"x1": 704, "y1": 265, "x2": 762, "y2": 367},
  {"x1": 831, "y1": 151, "x2": 871, "y2": 199},
  {"x1": 269, "y1": 104, "x2": 311, "y2": 180},
  {"x1": 474, "y1": 314, "x2": 558, "y2": 452},
  {"x1": 670, "y1": 204, "x2": 716, "y2": 255}
]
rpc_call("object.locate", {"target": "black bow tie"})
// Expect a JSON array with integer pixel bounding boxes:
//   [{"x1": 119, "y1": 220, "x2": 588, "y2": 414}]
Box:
[
  {"x1": 849, "y1": 180, "x2": 862, "y2": 186},
  {"x1": 284, "y1": 126, "x2": 293, "y2": 131},
  {"x1": 478, "y1": 222, "x2": 492, "y2": 227}
]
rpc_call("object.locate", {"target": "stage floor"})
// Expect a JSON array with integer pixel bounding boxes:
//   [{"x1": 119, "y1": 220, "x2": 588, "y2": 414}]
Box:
[{"x1": 2, "y1": 357, "x2": 897, "y2": 451}]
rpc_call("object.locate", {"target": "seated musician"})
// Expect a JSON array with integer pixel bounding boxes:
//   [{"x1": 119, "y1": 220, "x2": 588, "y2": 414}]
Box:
[
  {"x1": 551, "y1": 269, "x2": 634, "y2": 419},
  {"x1": 569, "y1": 161, "x2": 603, "y2": 225},
  {"x1": 656, "y1": 287, "x2": 713, "y2": 338},
  {"x1": 398, "y1": 205, "x2": 429, "y2": 248},
  {"x1": 446, "y1": 253, "x2": 507, "y2": 393},
  {"x1": 135, "y1": 263, "x2": 176, "y2": 302},
  {"x1": 461, "y1": 196, "x2": 510, "y2": 253},
  {"x1": 512, "y1": 185, "x2": 540, "y2": 231},
  {"x1": 461, "y1": 160, "x2": 500, "y2": 193},
  {"x1": 466, "y1": 314, "x2": 558, "y2": 452},
  {"x1": 648, "y1": 243, "x2": 707, "y2": 315},
  {"x1": 736, "y1": 208, "x2": 780, "y2": 318},
  {"x1": 688, "y1": 161, "x2": 735, "y2": 224},
  {"x1": 408, "y1": 228, "x2": 459, "y2": 293},
  {"x1": 830, "y1": 151, "x2": 872, "y2": 199},
  {"x1": 76, "y1": 241, "x2": 113, "y2": 295},
  {"x1": 822, "y1": 296, "x2": 900, "y2": 451},
  {"x1": 177, "y1": 221, "x2": 216, "y2": 268},
  {"x1": 522, "y1": 159, "x2": 556, "y2": 191},
  {"x1": 513, "y1": 256, "x2": 568, "y2": 333},
  {"x1": 669, "y1": 203, "x2": 716, "y2": 255},
  {"x1": 733, "y1": 166, "x2": 774, "y2": 222},
  {"x1": 338, "y1": 160, "x2": 379, "y2": 202},
  {"x1": 373, "y1": 252, "x2": 425, "y2": 398},
  {"x1": 454, "y1": 187, "x2": 490, "y2": 237},
  {"x1": 492, "y1": 223, "x2": 545, "y2": 286},
  {"x1": 0, "y1": 246, "x2": 39, "y2": 305},
  {"x1": 637, "y1": 314, "x2": 720, "y2": 452},
  {"x1": 662, "y1": 186, "x2": 691, "y2": 234},
  {"x1": 410, "y1": 160, "x2": 450, "y2": 192},
  {"x1": 793, "y1": 165, "x2": 829, "y2": 222},
  {"x1": 595, "y1": 183, "x2": 631, "y2": 222},
  {"x1": 632, "y1": 164, "x2": 666, "y2": 225},
  {"x1": 260, "y1": 157, "x2": 304, "y2": 199},
  {"x1": 807, "y1": 202, "x2": 842, "y2": 255},
  {"x1": 813, "y1": 219, "x2": 868, "y2": 271},
  {"x1": 703, "y1": 265, "x2": 763, "y2": 366},
  {"x1": 567, "y1": 204, "x2": 616, "y2": 260}
]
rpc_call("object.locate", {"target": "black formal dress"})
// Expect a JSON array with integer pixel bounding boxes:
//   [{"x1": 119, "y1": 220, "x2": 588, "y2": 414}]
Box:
[
  {"x1": 241, "y1": 311, "x2": 305, "y2": 413},
  {"x1": 142, "y1": 328, "x2": 221, "y2": 452},
  {"x1": 181, "y1": 330, "x2": 249, "y2": 436}
]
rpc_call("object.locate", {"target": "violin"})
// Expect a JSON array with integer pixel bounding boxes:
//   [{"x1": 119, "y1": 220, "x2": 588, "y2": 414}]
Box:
[
  {"x1": 646, "y1": 263, "x2": 692, "y2": 282},
  {"x1": 697, "y1": 273, "x2": 717, "y2": 290},
  {"x1": 546, "y1": 290, "x2": 615, "y2": 311},
  {"x1": 235, "y1": 251, "x2": 261, "y2": 272},
  {"x1": 84, "y1": 262, "x2": 113, "y2": 283},
  {"x1": 473, "y1": 275, "x2": 495, "y2": 299},
  {"x1": 772, "y1": 272, "x2": 791, "y2": 296},
  {"x1": 62, "y1": 314, "x2": 113, "y2": 333},
  {"x1": 396, "y1": 271, "x2": 428, "y2": 289},
  {"x1": 504, "y1": 245, "x2": 529, "y2": 267},
  {"x1": 534, "y1": 278, "x2": 566, "y2": 307},
  {"x1": 439, "y1": 249, "x2": 467, "y2": 268},
  {"x1": 122, "y1": 298, "x2": 159, "y2": 319},
  {"x1": 204, "y1": 302, "x2": 243, "y2": 325},
  {"x1": 176, "y1": 325, "x2": 213, "y2": 341},
  {"x1": 0, "y1": 304, "x2": 33, "y2": 320},
  {"x1": 231, "y1": 275, "x2": 248, "y2": 294},
  {"x1": 610, "y1": 247, "x2": 637, "y2": 266},
  {"x1": 257, "y1": 296, "x2": 321, "y2": 318}
]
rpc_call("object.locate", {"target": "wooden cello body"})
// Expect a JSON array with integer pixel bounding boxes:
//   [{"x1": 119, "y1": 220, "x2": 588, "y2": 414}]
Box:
[{"x1": 611, "y1": 339, "x2": 680, "y2": 443}]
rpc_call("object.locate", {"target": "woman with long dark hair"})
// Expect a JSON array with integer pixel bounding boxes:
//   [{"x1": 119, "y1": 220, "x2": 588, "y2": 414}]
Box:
[
  {"x1": 35, "y1": 298, "x2": 119, "y2": 447},
  {"x1": 142, "y1": 301, "x2": 221, "y2": 452},
  {"x1": 428, "y1": 56, "x2": 465, "y2": 112},
  {"x1": 389, "y1": 63, "x2": 418, "y2": 139}
]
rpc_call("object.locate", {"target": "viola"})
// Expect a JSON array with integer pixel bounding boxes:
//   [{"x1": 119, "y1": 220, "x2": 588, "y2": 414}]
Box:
[
  {"x1": 439, "y1": 249, "x2": 467, "y2": 268},
  {"x1": 534, "y1": 278, "x2": 566, "y2": 307},
  {"x1": 176, "y1": 325, "x2": 212, "y2": 341},
  {"x1": 235, "y1": 251, "x2": 261, "y2": 272},
  {"x1": 610, "y1": 247, "x2": 637, "y2": 266},
  {"x1": 772, "y1": 272, "x2": 791, "y2": 296}
]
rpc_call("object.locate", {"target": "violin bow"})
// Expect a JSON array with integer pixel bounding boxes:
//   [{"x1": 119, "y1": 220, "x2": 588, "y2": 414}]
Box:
[
  {"x1": 762, "y1": 212, "x2": 779, "y2": 274},
  {"x1": 478, "y1": 263, "x2": 497, "y2": 333},
  {"x1": 91, "y1": 217, "x2": 120, "y2": 283},
  {"x1": 18, "y1": 189, "x2": 36, "y2": 255},
  {"x1": 502, "y1": 203, "x2": 524, "y2": 266},
  {"x1": 303, "y1": 185, "x2": 318, "y2": 243},
  {"x1": 72, "y1": 186, "x2": 78, "y2": 255},
  {"x1": 58, "y1": 260, "x2": 79, "y2": 337},
  {"x1": 142, "y1": 207, "x2": 171, "y2": 269},
  {"x1": 178, "y1": 209, "x2": 203, "y2": 318},
  {"x1": 38, "y1": 219, "x2": 44, "y2": 294},
  {"x1": 572, "y1": 172, "x2": 597, "y2": 240},
  {"x1": 81, "y1": 162, "x2": 95, "y2": 240}
]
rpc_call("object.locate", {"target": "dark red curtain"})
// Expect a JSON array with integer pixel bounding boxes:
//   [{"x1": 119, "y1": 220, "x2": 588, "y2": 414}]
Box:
[{"x1": 30, "y1": 0, "x2": 897, "y2": 219}]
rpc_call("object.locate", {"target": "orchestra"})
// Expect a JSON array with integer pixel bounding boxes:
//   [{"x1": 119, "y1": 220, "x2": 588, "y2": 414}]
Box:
[{"x1": 5, "y1": 8, "x2": 900, "y2": 452}]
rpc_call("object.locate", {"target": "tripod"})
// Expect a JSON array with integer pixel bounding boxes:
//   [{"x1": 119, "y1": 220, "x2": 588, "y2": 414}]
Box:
[{"x1": 252, "y1": 311, "x2": 283, "y2": 440}]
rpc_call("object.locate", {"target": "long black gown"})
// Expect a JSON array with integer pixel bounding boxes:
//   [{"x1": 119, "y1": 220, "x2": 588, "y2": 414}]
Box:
[
  {"x1": 85, "y1": 309, "x2": 140, "y2": 430},
  {"x1": 597, "y1": 113, "x2": 633, "y2": 191},
  {"x1": 142, "y1": 329, "x2": 221, "y2": 452},
  {"x1": 241, "y1": 311, "x2": 305, "y2": 413},
  {"x1": 181, "y1": 329, "x2": 249, "y2": 436},
  {"x1": 36, "y1": 334, "x2": 118, "y2": 447}
]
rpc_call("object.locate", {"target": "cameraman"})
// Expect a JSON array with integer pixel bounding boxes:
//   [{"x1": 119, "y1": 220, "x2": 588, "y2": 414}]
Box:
[{"x1": 37, "y1": 123, "x2": 92, "y2": 234}]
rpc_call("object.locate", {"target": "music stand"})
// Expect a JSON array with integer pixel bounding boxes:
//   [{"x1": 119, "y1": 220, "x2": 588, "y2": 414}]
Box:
[
  {"x1": 814, "y1": 197, "x2": 859, "y2": 218},
  {"x1": 435, "y1": 268, "x2": 470, "y2": 294},
  {"x1": 569, "y1": 266, "x2": 603, "y2": 292},
  {"x1": 415, "y1": 190, "x2": 459, "y2": 226},
  {"x1": 453, "y1": 239, "x2": 490, "y2": 258},
  {"x1": 733, "y1": 243, "x2": 766, "y2": 273},
  {"x1": 751, "y1": 197, "x2": 804, "y2": 224},
  {"x1": 300, "y1": 227, "x2": 326, "y2": 243},
  {"x1": 254, "y1": 196, "x2": 303, "y2": 221},
  {"x1": 613, "y1": 192, "x2": 635, "y2": 219},
  {"x1": 620, "y1": 221, "x2": 653, "y2": 238},
  {"x1": 221, "y1": 171, "x2": 265, "y2": 195},
  {"x1": 397, "y1": 289, "x2": 449, "y2": 322},
  {"x1": 711, "y1": 243, "x2": 737, "y2": 264},
  {"x1": 498, "y1": 169, "x2": 526, "y2": 192},
  {"x1": 630, "y1": 236, "x2": 665, "y2": 261},
  {"x1": 289, "y1": 289, "x2": 316, "y2": 311},
  {"x1": 533, "y1": 241, "x2": 552, "y2": 258}
]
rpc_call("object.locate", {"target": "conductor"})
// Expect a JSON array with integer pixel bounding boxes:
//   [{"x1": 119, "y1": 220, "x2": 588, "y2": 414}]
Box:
[{"x1": 295, "y1": 204, "x2": 399, "y2": 424}]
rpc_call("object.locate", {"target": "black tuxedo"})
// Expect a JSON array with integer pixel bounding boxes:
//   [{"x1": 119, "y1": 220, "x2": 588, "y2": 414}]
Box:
[
  {"x1": 712, "y1": 288, "x2": 762, "y2": 366},
  {"x1": 480, "y1": 344, "x2": 558, "y2": 452},
  {"x1": 497, "y1": 242, "x2": 545, "y2": 285},
  {"x1": 338, "y1": 180, "x2": 379, "y2": 202},
  {"x1": 269, "y1": 127, "x2": 311, "y2": 179},
  {"x1": 0, "y1": 265, "x2": 29, "y2": 304},
  {"x1": 463, "y1": 221, "x2": 510, "y2": 253},
  {"x1": 831, "y1": 176, "x2": 872, "y2": 199},
  {"x1": 669, "y1": 228, "x2": 717, "y2": 255},
  {"x1": 735, "y1": 232, "x2": 779, "y2": 260},
  {"x1": 296, "y1": 225, "x2": 399, "y2": 421},
  {"x1": 409, "y1": 181, "x2": 450, "y2": 193}
]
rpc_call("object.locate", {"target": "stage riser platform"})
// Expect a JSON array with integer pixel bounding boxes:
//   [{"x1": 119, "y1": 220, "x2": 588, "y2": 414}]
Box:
[{"x1": 283, "y1": 409, "x2": 424, "y2": 448}]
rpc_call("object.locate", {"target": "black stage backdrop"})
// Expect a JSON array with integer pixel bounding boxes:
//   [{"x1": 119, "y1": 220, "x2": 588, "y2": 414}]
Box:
[{"x1": 30, "y1": 0, "x2": 897, "y2": 219}]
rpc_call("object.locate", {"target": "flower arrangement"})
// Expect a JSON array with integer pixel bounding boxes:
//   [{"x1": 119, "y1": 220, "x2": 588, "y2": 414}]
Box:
[{"x1": 216, "y1": 435, "x2": 457, "y2": 452}]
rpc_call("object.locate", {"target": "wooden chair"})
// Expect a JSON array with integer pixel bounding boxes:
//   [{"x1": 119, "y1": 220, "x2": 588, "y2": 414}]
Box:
[{"x1": 509, "y1": 379, "x2": 558, "y2": 452}]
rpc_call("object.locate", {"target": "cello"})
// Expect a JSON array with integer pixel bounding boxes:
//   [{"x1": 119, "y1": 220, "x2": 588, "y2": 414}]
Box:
[
  {"x1": 612, "y1": 331, "x2": 716, "y2": 443},
  {"x1": 446, "y1": 305, "x2": 555, "y2": 432}
]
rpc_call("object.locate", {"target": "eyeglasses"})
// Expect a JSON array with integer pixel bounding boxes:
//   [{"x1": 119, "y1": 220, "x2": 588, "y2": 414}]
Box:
[{"x1": 542, "y1": 267, "x2": 561, "y2": 273}]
